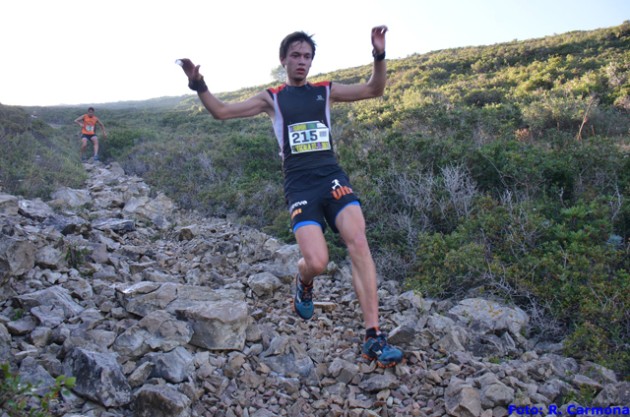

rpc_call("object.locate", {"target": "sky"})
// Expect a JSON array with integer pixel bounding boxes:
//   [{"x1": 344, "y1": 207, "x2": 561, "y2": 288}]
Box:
[{"x1": 1, "y1": 0, "x2": 628, "y2": 107}]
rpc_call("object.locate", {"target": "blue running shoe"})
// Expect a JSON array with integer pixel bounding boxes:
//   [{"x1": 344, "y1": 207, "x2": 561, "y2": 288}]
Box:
[
  {"x1": 93, "y1": 155, "x2": 99, "y2": 161},
  {"x1": 362, "y1": 333, "x2": 403, "y2": 368},
  {"x1": 293, "y1": 274, "x2": 314, "y2": 320}
]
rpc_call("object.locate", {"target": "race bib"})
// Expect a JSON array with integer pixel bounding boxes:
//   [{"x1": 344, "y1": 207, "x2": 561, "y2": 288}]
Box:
[
  {"x1": 86, "y1": 125, "x2": 94, "y2": 132},
  {"x1": 288, "y1": 121, "x2": 330, "y2": 154}
]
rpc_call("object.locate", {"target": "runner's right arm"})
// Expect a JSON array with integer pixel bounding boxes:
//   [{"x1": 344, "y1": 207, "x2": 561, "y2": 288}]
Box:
[
  {"x1": 198, "y1": 90, "x2": 272, "y2": 120},
  {"x1": 178, "y1": 58, "x2": 273, "y2": 120}
]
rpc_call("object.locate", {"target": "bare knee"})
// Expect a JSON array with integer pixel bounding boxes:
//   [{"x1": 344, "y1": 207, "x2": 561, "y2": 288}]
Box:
[
  {"x1": 302, "y1": 252, "x2": 329, "y2": 276},
  {"x1": 344, "y1": 231, "x2": 371, "y2": 256}
]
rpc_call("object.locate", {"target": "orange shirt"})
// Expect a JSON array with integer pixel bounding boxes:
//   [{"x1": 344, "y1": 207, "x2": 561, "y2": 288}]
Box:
[{"x1": 81, "y1": 114, "x2": 100, "y2": 135}]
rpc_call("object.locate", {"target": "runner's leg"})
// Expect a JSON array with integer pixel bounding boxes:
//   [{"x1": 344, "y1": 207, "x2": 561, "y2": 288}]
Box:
[
  {"x1": 80, "y1": 137, "x2": 88, "y2": 159},
  {"x1": 92, "y1": 136, "x2": 99, "y2": 157},
  {"x1": 335, "y1": 204, "x2": 379, "y2": 329},
  {"x1": 294, "y1": 224, "x2": 329, "y2": 285}
]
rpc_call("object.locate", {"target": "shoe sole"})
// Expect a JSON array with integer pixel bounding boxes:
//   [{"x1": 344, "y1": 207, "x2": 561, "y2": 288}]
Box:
[{"x1": 361, "y1": 353, "x2": 403, "y2": 368}]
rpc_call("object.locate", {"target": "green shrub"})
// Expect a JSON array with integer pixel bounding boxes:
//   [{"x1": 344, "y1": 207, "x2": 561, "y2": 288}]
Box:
[
  {"x1": 101, "y1": 128, "x2": 158, "y2": 161},
  {"x1": 0, "y1": 131, "x2": 85, "y2": 199},
  {"x1": 406, "y1": 195, "x2": 630, "y2": 376},
  {"x1": 0, "y1": 362, "x2": 76, "y2": 417},
  {"x1": 564, "y1": 321, "x2": 630, "y2": 379},
  {"x1": 463, "y1": 88, "x2": 504, "y2": 107},
  {"x1": 407, "y1": 231, "x2": 487, "y2": 298}
]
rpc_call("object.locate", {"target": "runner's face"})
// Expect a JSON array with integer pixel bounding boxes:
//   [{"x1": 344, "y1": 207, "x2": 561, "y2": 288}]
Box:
[{"x1": 282, "y1": 41, "x2": 313, "y2": 85}]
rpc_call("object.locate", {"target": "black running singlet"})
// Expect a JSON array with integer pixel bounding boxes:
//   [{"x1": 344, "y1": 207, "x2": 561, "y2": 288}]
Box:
[{"x1": 267, "y1": 82, "x2": 338, "y2": 176}]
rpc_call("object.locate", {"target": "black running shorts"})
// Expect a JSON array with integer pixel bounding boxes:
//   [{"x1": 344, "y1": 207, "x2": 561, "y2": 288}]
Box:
[{"x1": 285, "y1": 167, "x2": 360, "y2": 233}]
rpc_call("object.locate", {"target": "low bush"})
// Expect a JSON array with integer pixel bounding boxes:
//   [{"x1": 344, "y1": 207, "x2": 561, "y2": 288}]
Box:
[
  {"x1": 406, "y1": 196, "x2": 630, "y2": 377},
  {"x1": 0, "y1": 362, "x2": 75, "y2": 417}
]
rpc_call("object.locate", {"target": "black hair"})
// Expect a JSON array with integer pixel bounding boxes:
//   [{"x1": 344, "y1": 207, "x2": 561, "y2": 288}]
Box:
[
  {"x1": 88, "y1": 107, "x2": 95, "y2": 112},
  {"x1": 279, "y1": 31, "x2": 316, "y2": 60}
]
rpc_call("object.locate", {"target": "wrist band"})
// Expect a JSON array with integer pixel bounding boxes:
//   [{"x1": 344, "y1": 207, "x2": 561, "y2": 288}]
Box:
[
  {"x1": 372, "y1": 50, "x2": 386, "y2": 62},
  {"x1": 188, "y1": 77, "x2": 208, "y2": 93}
]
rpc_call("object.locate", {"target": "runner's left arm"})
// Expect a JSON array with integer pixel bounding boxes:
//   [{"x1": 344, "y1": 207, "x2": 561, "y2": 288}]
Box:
[
  {"x1": 97, "y1": 119, "x2": 107, "y2": 138},
  {"x1": 330, "y1": 25, "x2": 388, "y2": 103}
]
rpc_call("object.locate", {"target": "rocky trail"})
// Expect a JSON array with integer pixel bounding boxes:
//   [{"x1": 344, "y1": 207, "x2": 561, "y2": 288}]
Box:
[{"x1": 0, "y1": 161, "x2": 627, "y2": 417}]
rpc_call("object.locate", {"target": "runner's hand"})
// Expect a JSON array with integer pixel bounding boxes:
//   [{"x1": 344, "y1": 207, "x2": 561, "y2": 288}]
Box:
[
  {"x1": 371, "y1": 26, "x2": 388, "y2": 53},
  {"x1": 178, "y1": 58, "x2": 203, "y2": 81}
]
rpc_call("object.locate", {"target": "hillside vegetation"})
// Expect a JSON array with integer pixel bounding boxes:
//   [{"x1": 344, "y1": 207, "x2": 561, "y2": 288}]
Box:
[{"x1": 1, "y1": 22, "x2": 629, "y2": 376}]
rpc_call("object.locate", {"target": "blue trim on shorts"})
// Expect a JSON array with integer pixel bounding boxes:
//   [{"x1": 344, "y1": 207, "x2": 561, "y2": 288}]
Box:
[
  {"x1": 334, "y1": 200, "x2": 361, "y2": 224},
  {"x1": 293, "y1": 220, "x2": 323, "y2": 234}
]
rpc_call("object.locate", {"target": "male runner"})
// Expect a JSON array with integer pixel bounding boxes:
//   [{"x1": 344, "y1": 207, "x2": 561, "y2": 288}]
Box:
[
  {"x1": 178, "y1": 26, "x2": 402, "y2": 367},
  {"x1": 74, "y1": 107, "x2": 106, "y2": 161}
]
